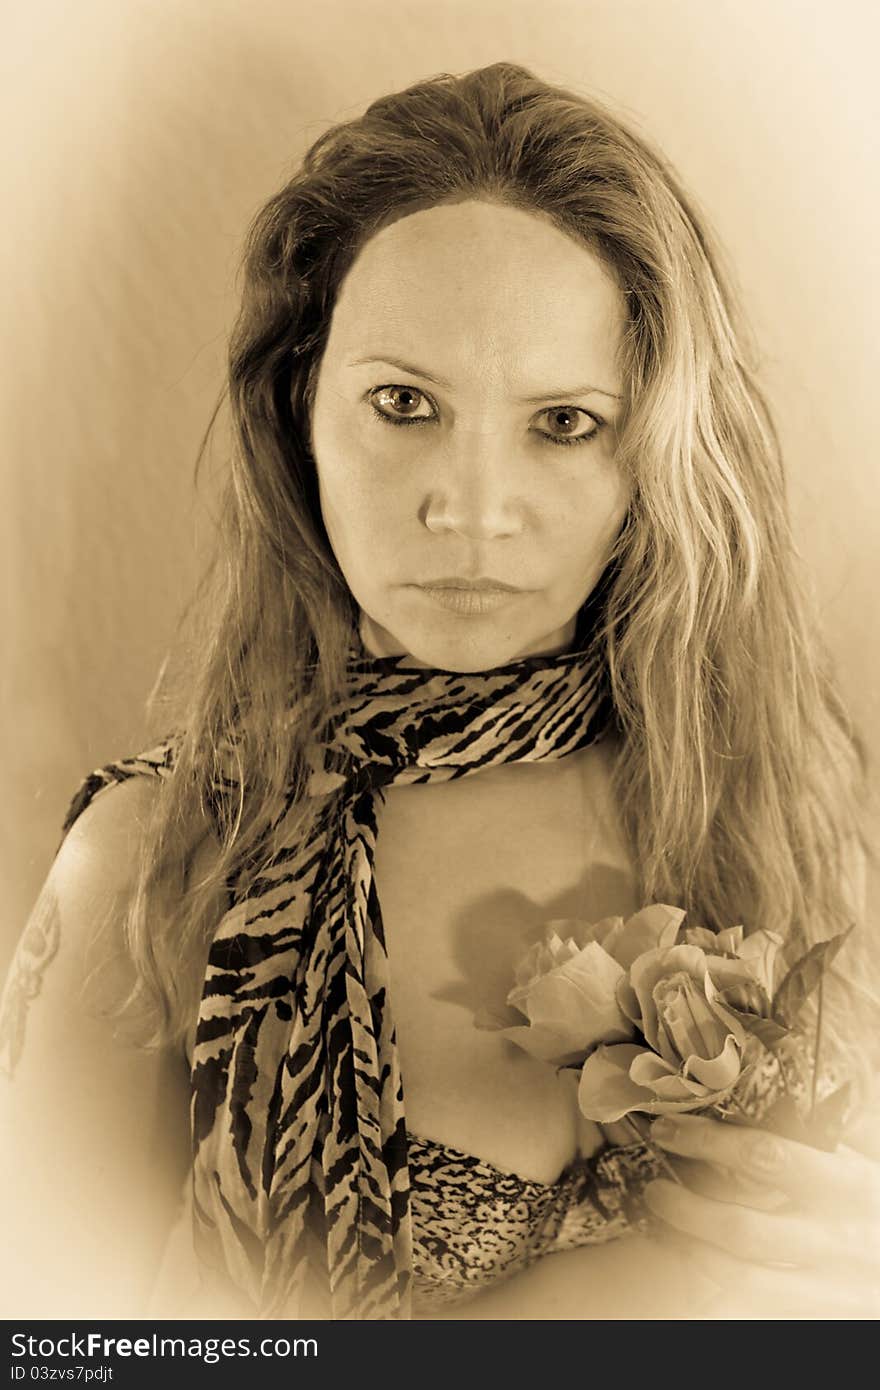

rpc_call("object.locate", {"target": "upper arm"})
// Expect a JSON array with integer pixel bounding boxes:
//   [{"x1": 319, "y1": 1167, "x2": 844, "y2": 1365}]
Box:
[{"x1": 0, "y1": 777, "x2": 195, "y2": 1316}]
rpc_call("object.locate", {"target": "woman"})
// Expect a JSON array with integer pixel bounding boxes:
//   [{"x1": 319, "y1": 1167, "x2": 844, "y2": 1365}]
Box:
[{"x1": 2, "y1": 62, "x2": 878, "y2": 1321}]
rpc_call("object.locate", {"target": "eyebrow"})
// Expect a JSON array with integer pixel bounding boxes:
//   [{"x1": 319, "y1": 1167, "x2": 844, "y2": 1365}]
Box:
[{"x1": 347, "y1": 355, "x2": 623, "y2": 402}]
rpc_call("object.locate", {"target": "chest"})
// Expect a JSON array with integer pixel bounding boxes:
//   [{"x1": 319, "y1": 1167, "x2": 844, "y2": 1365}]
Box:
[{"x1": 372, "y1": 740, "x2": 641, "y2": 1182}]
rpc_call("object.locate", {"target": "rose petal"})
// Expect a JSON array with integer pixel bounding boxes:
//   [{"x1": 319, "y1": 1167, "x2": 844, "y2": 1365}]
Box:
[
  {"x1": 682, "y1": 925, "x2": 745, "y2": 957},
  {"x1": 510, "y1": 945, "x2": 633, "y2": 1057},
  {"x1": 513, "y1": 935, "x2": 563, "y2": 989},
  {"x1": 714, "y1": 977, "x2": 772, "y2": 1018},
  {"x1": 613, "y1": 905, "x2": 687, "y2": 967},
  {"x1": 491, "y1": 1022, "x2": 591, "y2": 1065},
  {"x1": 616, "y1": 975, "x2": 642, "y2": 1028},
  {"x1": 654, "y1": 971, "x2": 732, "y2": 1062},
  {"x1": 737, "y1": 929, "x2": 784, "y2": 997},
  {"x1": 713, "y1": 925, "x2": 745, "y2": 955},
  {"x1": 578, "y1": 1045, "x2": 727, "y2": 1120},
  {"x1": 629, "y1": 1049, "x2": 712, "y2": 1099},
  {"x1": 703, "y1": 995, "x2": 748, "y2": 1047},
  {"x1": 579, "y1": 916, "x2": 626, "y2": 953},
  {"x1": 577, "y1": 1044, "x2": 659, "y2": 1122},
  {"x1": 627, "y1": 944, "x2": 710, "y2": 1052},
  {"x1": 512, "y1": 939, "x2": 548, "y2": 990},
  {"x1": 681, "y1": 1032, "x2": 743, "y2": 1090},
  {"x1": 513, "y1": 927, "x2": 599, "y2": 991},
  {"x1": 681, "y1": 926, "x2": 719, "y2": 953},
  {"x1": 547, "y1": 916, "x2": 624, "y2": 954},
  {"x1": 473, "y1": 1002, "x2": 524, "y2": 1031},
  {"x1": 551, "y1": 906, "x2": 685, "y2": 970},
  {"x1": 703, "y1": 954, "x2": 764, "y2": 998},
  {"x1": 544, "y1": 931, "x2": 584, "y2": 969},
  {"x1": 628, "y1": 1050, "x2": 681, "y2": 1081},
  {"x1": 502, "y1": 942, "x2": 635, "y2": 1065}
]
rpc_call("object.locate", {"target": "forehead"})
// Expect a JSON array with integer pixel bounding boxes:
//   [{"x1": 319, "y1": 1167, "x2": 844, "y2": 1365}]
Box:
[{"x1": 325, "y1": 200, "x2": 625, "y2": 384}]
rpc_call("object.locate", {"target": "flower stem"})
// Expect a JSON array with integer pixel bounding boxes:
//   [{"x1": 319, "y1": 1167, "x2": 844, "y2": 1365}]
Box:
[
  {"x1": 720, "y1": 1089, "x2": 753, "y2": 1124},
  {"x1": 767, "y1": 1040, "x2": 795, "y2": 1102},
  {"x1": 624, "y1": 1114, "x2": 685, "y2": 1187}
]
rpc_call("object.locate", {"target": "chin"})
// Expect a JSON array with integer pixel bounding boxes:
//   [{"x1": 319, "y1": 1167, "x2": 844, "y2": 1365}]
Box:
[
  {"x1": 411, "y1": 640, "x2": 529, "y2": 673},
  {"x1": 361, "y1": 610, "x2": 569, "y2": 672},
  {"x1": 415, "y1": 640, "x2": 521, "y2": 673}
]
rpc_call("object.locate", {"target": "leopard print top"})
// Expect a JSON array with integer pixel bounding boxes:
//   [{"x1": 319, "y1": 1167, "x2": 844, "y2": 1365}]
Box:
[{"x1": 407, "y1": 1132, "x2": 661, "y2": 1313}]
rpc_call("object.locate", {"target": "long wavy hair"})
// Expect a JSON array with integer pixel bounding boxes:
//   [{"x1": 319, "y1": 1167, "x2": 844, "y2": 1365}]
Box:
[{"x1": 115, "y1": 62, "x2": 873, "y2": 1087}]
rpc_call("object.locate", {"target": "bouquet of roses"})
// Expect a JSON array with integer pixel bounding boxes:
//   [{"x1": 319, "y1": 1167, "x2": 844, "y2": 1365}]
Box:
[{"x1": 475, "y1": 905, "x2": 852, "y2": 1149}]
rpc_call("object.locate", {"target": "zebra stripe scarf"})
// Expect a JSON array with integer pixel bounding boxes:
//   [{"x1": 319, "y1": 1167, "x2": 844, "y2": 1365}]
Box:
[{"x1": 65, "y1": 604, "x2": 615, "y2": 1320}]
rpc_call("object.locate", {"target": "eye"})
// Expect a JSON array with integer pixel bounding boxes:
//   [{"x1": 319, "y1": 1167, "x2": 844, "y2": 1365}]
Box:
[
  {"x1": 369, "y1": 384, "x2": 437, "y2": 426},
  {"x1": 532, "y1": 406, "x2": 604, "y2": 447}
]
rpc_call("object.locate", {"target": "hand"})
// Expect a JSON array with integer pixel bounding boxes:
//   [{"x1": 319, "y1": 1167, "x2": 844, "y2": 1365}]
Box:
[{"x1": 643, "y1": 1112, "x2": 880, "y2": 1319}]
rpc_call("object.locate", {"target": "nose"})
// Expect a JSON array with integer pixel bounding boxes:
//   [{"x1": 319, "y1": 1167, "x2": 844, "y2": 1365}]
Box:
[{"x1": 422, "y1": 429, "x2": 522, "y2": 541}]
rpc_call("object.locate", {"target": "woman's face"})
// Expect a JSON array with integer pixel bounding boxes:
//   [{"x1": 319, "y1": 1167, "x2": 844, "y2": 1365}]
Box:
[{"x1": 310, "y1": 199, "x2": 629, "y2": 671}]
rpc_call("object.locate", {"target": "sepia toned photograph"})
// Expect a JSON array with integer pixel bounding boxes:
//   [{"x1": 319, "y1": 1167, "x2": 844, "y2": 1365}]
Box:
[{"x1": 2, "y1": 0, "x2": 879, "y2": 1331}]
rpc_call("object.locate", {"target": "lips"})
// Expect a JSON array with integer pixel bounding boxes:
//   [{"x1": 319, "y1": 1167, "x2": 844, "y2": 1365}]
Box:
[
  {"x1": 417, "y1": 577, "x2": 522, "y2": 592},
  {"x1": 412, "y1": 580, "x2": 525, "y2": 616}
]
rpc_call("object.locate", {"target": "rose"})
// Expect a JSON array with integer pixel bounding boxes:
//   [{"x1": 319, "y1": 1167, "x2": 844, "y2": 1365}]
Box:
[
  {"x1": 474, "y1": 906, "x2": 686, "y2": 1066},
  {"x1": 679, "y1": 924, "x2": 783, "y2": 1016},
  {"x1": 473, "y1": 930, "x2": 632, "y2": 1065},
  {"x1": 577, "y1": 944, "x2": 752, "y2": 1121}
]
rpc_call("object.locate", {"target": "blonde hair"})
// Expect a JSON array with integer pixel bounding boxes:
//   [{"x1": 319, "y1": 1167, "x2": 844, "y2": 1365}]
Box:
[{"x1": 116, "y1": 63, "x2": 873, "y2": 1094}]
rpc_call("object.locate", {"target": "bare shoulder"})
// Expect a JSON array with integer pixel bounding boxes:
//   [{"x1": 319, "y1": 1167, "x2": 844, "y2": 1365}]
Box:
[
  {"x1": 1, "y1": 772, "x2": 221, "y2": 1084},
  {"x1": 0, "y1": 775, "x2": 181, "y2": 1079},
  {"x1": 58, "y1": 770, "x2": 164, "y2": 885}
]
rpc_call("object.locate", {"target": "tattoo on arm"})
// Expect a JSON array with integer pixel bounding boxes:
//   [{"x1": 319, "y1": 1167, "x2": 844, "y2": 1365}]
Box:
[{"x1": 0, "y1": 883, "x2": 62, "y2": 1078}]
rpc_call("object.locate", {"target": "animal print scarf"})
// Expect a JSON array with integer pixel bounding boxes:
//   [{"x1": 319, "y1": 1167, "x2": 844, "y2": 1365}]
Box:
[{"x1": 66, "y1": 586, "x2": 616, "y2": 1320}]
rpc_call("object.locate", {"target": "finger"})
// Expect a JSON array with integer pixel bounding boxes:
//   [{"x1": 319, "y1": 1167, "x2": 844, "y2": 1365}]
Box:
[
  {"x1": 651, "y1": 1227, "x2": 880, "y2": 1320},
  {"x1": 668, "y1": 1157, "x2": 791, "y2": 1211},
  {"x1": 642, "y1": 1178, "x2": 861, "y2": 1269},
  {"x1": 650, "y1": 1113, "x2": 875, "y2": 1212}
]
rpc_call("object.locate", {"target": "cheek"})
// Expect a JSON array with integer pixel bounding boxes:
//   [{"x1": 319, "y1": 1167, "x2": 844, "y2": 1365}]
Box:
[
  {"x1": 313, "y1": 421, "x2": 410, "y2": 572},
  {"x1": 542, "y1": 460, "x2": 630, "y2": 550}
]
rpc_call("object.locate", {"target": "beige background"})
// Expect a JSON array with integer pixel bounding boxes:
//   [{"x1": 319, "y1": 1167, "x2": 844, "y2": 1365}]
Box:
[{"x1": 3, "y1": 0, "x2": 878, "y2": 969}]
